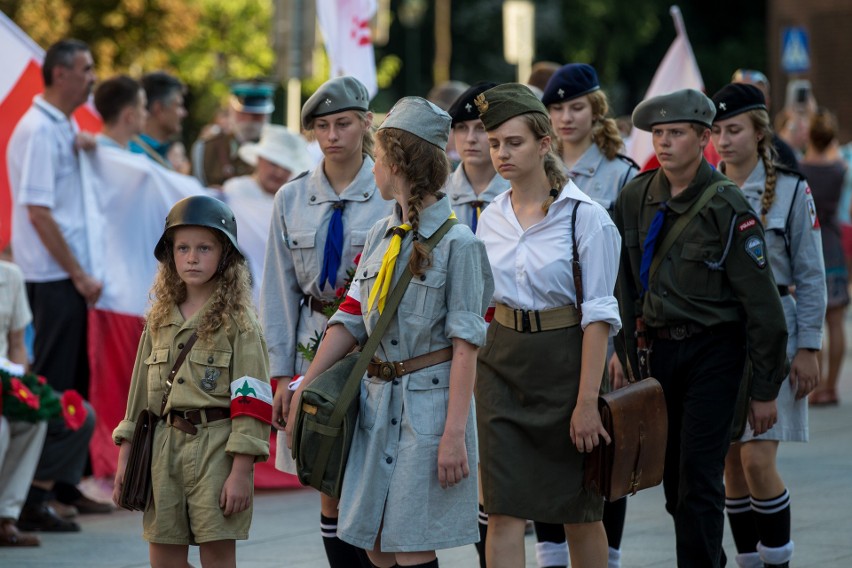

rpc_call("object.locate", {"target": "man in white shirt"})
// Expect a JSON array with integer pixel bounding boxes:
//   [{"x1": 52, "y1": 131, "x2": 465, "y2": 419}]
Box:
[{"x1": 7, "y1": 38, "x2": 109, "y2": 532}]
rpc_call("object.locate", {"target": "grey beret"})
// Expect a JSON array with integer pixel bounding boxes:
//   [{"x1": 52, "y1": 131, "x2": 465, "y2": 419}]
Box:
[
  {"x1": 379, "y1": 96, "x2": 451, "y2": 149},
  {"x1": 301, "y1": 76, "x2": 370, "y2": 129},
  {"x1": 632, "y1": 88, "x2": 716, "y2": 132}
]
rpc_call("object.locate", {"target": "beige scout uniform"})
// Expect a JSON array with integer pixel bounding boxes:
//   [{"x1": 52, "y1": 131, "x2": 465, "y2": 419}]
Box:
[
  {"x1": 113, "y1": 302, "x2": 270, "y2": 545},
  {"x1": 444, "y1": 165, "x2": 510, "y2": 231}
]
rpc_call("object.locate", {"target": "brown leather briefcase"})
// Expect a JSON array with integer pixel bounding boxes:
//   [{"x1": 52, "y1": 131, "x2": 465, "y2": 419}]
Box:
[{"x1": 584, "y1": 377, "x2": 667, "y2": 501}]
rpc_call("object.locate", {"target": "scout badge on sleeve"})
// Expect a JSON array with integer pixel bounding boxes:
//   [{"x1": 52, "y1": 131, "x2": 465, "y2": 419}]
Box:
[{"x1": 745, "y1": 235, "x2": 767, "y2": 268}]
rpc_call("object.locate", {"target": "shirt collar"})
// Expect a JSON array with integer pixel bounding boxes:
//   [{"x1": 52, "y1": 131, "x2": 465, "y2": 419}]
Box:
[
  {"x1": 34, "y1": 96, "x2": 77, "y2": 130},
  {"x1": 308, "y1": 156, "x2": 377, "y2": 204},
  {"x1": 663, "y1": 159, "x2": 716, "y2": 214},
  {"x1": 385, "y1": 193, "x2": 452, "y2": 240},
  {"x1": 567, "y1": 144, "x2": 606, "y2": 179},
  {"x1": 741, "y1": 159, "x2": 766, "y2": 193},
  {"x1": 447, "y1": 166, "x2": 509, "y2": 204}
]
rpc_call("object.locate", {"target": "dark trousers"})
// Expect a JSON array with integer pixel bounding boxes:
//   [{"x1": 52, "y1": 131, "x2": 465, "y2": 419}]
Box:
[
  {"x1": 26, "y1": 279, "x2": 89, "y2": 397},
  {"x1": 650, "y1": 323, "x2": 746, "y2": 568}
]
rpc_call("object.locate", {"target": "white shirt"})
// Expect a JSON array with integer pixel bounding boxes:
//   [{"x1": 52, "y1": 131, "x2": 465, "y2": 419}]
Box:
[
  {"x1": 222, "y1": 175, "x2": 275, "y2": 306},
  {"x1": 477, "y1": 180, "x2": 622, "y2": 334},
  {"x1": 8, "y1": 96, "x2": 90, "y2": 281}
]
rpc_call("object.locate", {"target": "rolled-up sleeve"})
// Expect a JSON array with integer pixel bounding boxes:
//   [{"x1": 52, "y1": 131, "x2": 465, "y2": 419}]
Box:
[
  {"x1": 577, "y1": 204, "x2": 622, "y2": 335},
  {"x1": 17, "y1": 122, "x2": 59, "y2": 208},
  {"x1": 112, "y1": 327, "x2": 153, "y2": 444},
  {"x1": 225, "y1": 321, "x2": 272, "y2": 461},
  {"x1": 444, "y1": 236, "x2": 494, "y2": 347}
]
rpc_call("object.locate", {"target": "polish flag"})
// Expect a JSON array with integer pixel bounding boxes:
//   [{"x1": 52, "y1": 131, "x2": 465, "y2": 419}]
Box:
[
  {"x1": 316, "y1": 0, "x2": 378, "y2": 98},
  {"x1": 627, "y1": 5, "x2": 720, "y2": 171}
]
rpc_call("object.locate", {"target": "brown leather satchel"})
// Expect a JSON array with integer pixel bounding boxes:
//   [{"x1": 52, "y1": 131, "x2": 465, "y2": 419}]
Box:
[
  {"x1": 118, "y1": 332, "x2": 198, "y2": 511},
  {"x1": 567, "y1": 201, "x2": 667, "y2": 501},
  {"x1": 583, "y1": 377, "x2": 667, "y2": 500}
]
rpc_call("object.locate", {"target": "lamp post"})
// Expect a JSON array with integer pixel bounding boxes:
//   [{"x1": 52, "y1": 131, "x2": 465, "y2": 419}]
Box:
[{"x1": 503, "y1": 0, "x2": 535, "y2": 84}]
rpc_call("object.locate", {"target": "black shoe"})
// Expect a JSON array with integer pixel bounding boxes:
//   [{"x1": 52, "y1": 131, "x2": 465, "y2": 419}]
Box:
[{"x1": 17, "y1": 505, "x2": 81, "y2": 532}]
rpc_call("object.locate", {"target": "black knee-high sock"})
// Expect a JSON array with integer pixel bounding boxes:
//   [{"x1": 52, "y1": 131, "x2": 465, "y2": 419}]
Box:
[
  {"x1": 726, "y1": 495, "x2": 759, "y2": 553},
  {"x1": 534, "y1": 521, "x2": 566, "y2": 544},
  {"x1": 398, "y1": 560, "x2": 438, "y2": 568},
  {"x1": 321, "y1": 514, "x2": 371, "y2": 568},
  {"x1": 603, "y1": 497, "x2": 627, "y2": 550},
  {"x1": 475, "y1": 504, "x2": 488, "y2": 568},
  {"x1": 752, "y1": 490, "x2": 791, "y2": 548}
]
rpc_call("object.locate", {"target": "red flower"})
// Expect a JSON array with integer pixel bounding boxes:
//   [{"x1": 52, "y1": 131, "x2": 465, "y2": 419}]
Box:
[
  {"x1": 37, "y1": 375, "x2": 47, "y2": 385},
  {"x1": 10, "y1": 378, "x2": 40, "y2": 410},
  {"x1": 61, "y1": 390, "x2": 88, "y2": 431},
  {"x1": 335, "y1": 286, "x2": 346, "y2": 299},
  {"x1": 353, "y1": 253, "x2": 362, "y2": 266}
]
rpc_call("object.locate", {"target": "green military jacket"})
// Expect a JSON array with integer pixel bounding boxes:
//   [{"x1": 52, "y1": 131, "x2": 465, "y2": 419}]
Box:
[{"x1": 613, "y1": 159, "x2": 788, "y2": 401}]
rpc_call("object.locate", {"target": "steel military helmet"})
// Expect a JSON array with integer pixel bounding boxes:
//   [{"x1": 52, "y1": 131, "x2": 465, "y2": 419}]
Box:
[{"x1": 154, "y1": 195, "x2": 242, "y2": 261}]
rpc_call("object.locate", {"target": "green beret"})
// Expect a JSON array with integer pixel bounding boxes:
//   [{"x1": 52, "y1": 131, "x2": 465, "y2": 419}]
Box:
[
  {"x1": 632, "y1": 88, "x2": 716, "y2": 132},
  {"x1": 476, "y1": 83, "x2": 547, "y2": 131},
  {"x1": 301, "y1": 76, "x2": 370, "y2": 129}
]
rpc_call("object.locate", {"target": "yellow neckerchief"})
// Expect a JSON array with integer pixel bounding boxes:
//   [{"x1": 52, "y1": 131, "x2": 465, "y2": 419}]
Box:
[{"x1": 367, "y1": 212, "x2": 456, "y2": 313}]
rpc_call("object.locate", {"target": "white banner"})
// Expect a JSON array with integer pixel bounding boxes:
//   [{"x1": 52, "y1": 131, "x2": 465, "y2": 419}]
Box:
[{"x1": 316, "y1": 0, "x2": 378, "y2": 99}]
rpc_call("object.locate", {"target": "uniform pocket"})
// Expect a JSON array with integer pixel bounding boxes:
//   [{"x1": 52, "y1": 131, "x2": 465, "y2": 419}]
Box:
[
  {"x1": 405, "y1": 365, "x2": 450, "y2": 436},
  {"x1": 350, "y1": 229, "x2": 368, "y2": 250},
  {"x1": 678, "y1": 240, "x2": 724, "y2": 297},
  {"x1": 399, "y1": 268, "x2": 447, "y2": 321},
  {"x1": 763, "y1": 216, "x2": 787, "y2": 274},
  {"x1": 188, "y1": 348, "x2": 232, "y2": 395},
  {"x1": 353, "y1": 260, "x2": 381, "y2": 314},
  {"x1": 287, "y1": 230, "x2": 319, "y2": 284},
  {"x1": 145, "y1": 347, "x2": 171, "y2": 390},
  {"x1": 358, "y1": 376, "x2": 387, "y2": 431}
]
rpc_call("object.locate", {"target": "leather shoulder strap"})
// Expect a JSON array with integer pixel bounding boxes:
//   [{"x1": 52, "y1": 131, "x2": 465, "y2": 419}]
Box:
[
  {"x1": 648, "y1": 180, "x2": 726, "y2": 282},
  {"x1": 159, "y1": 332, "x2": 198, "y2": 416}
]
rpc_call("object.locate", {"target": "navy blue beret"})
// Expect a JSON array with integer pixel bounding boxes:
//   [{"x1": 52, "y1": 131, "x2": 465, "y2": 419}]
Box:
[
  {"x1": 447, "y1": 82, "x2": 499, "y2": 126},
  {"x1": 541, "y1": 63, "x2": 600, "y2": 107},
  {"x1": 711, "y1": 83, "x2": 767, "y2": 122}
]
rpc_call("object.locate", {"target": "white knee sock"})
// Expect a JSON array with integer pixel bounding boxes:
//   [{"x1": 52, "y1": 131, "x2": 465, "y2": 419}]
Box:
[{"x1": 535, "y1": 540, "x2": 569, "y2": 567}]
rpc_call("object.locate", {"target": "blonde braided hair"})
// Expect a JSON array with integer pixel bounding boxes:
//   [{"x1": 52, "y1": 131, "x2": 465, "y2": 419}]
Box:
[
  {"x1": 749, "y1": 108, "x2": 778, "y2": 222},
  {"x1": 376, "y1": 128, "x2": 450, "y2": 276},
  {"x1": 519, "y1": 113, "x2": 568, "y2": 213}
]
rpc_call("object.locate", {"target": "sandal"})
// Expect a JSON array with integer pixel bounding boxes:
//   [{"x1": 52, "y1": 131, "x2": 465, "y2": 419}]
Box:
[{"x1": 0, "y1": 520, "x2": 40, "y2": 547}]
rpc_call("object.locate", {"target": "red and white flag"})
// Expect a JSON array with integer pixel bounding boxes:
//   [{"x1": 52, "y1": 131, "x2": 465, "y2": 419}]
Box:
[
  {"x1": 627, "y1": 5, "x2": 719, "y2": 170},
  {"x1": 316, "y1": 0, "x2": 378, "y2": 98}
]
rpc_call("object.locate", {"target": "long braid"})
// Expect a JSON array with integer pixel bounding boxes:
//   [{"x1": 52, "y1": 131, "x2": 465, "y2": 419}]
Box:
[
  {"x1": 521, "y1": 113, "x2": 567, "y2": 213},
  {"x1": 751, "y1": 109, "x2": 779, "y2": 222}
]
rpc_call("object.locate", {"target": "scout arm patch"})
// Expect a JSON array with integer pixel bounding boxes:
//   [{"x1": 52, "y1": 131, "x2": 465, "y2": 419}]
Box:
[
  {"x1": 230, "y1": 376, "x2": 273, "y2": 424},
  {"x1": 804, "y1": 186, "x2": 819, "y2": 228},
  {"x1": 744, "y1": 235, "x2": 767, "y2": 268}
]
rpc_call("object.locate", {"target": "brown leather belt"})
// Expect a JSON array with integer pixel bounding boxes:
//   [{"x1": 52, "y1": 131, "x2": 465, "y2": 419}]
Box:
[
  {"x1": 304, "y1": 295, "x2": 334, "y2": 314},
  {"x1": 367, "y1": 347, "x2": 454, "y2": 381},
  {"x1": 493, "y1": 303, "x2": 581, "y2": 333},
  {"x1": 168, "y1": 407, "x2": 230, "y2": 435}
]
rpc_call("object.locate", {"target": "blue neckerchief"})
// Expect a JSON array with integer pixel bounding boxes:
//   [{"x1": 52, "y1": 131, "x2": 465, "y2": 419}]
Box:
[
  {"x1": 319, "y1": 202, "x2": 345, "y2": 290},
  {"x1": 639, "y1": 202, "x2": 668, "y2": 291}
]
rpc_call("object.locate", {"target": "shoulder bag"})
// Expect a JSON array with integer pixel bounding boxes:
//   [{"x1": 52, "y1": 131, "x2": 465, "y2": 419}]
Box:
[
  {"x1": 292, "y1": 218, "x2": 458, "y2": 499},
  {"x1": 118, "y1": 332, "x2": 198, "y2": 511},
  {"x1": 573, "y1": 199, "x2": 667, "y2": 501}
]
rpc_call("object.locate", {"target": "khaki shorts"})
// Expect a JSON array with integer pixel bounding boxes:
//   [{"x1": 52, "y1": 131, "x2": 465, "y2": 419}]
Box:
[{"x1": 143, "y1": 419, "x2": 253, "y2": 545}]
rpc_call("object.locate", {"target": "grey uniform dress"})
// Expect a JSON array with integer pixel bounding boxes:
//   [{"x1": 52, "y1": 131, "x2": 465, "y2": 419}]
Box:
[
  {"x1": 259, "y1": 158, "x2": 392, "y2": 471},
  {"x1": 444, "y1": 165, "x2": 510, "y2": 231},
  {"x1": 737, "y1": 161, "x2": 826, "y2": 442},
  {"x1": 329, "y1": 195, "x2": 494, "y2": 552},
  {"x1": 563, "y1": 144, "x2": 638, "y2": 212}
]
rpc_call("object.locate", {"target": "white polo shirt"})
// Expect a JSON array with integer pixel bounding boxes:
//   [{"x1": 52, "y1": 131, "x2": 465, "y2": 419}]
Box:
[{"x1": 8, "y1": 96, "x2": 90, "y2": 282}]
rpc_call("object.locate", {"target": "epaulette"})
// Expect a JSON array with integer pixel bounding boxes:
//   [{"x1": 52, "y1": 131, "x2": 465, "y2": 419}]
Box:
[
  {"x1": 632, "y1": 167, "x2": 658, "y2": 180},
  {"x1": 713, "y1": 181, "x2": 754, "y2": 214},
  {"x1": 772, "y1": 162, "x2": 806, "y2": 181},
  {"x1": 616, "y1": 153, "x2": 641, "y2": 171}
]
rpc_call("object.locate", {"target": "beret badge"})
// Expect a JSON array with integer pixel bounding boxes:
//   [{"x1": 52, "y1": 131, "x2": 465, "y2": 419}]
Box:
[{"x1": 474, "y1": 93, "x2": 489, "y2": 114}]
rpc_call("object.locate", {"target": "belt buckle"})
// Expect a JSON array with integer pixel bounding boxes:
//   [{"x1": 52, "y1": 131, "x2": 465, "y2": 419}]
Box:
[
  {"x1": 670, "y1": 324, "x2": 688, "y2": 340},
  {"x1": 516, "y1": 309, "x2": 531, "y2": 333},
  {"x1": 378, "y1": 361, "x2": 396, "y2": 380}
]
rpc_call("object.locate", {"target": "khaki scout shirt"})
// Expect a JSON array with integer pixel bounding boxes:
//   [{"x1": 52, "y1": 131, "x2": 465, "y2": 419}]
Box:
[
  {"x1": 113, "y1": 302, "x2": 271, "y2": 460},
  {"x1": 614, "y1": 159, "x2": 788, "y2": 401}
]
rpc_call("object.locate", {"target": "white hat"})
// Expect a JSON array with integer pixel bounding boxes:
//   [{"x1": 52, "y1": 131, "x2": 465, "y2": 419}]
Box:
[{"x1": 238, "y1": 124, "x2": 312, "y2": 174}]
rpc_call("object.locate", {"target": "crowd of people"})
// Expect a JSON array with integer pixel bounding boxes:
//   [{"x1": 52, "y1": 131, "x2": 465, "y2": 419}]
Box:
[{"x1": 2, "y1": 36, "x2": 849, "y2": 568}]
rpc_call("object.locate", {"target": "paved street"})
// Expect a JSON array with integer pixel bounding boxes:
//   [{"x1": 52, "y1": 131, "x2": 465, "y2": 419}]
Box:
[{"x1": 4, "y1": 344, "x2": 852, "y2": 567}]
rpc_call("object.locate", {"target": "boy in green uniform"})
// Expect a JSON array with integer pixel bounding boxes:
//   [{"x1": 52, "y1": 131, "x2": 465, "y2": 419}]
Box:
[{"x1": 613, "y1": 89, "x2": 788, "y2": 568}]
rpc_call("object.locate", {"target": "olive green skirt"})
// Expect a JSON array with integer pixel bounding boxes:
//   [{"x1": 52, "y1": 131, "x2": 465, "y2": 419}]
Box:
[{"x1": 475, "y1": 321, "x2": 603, "y2": 524}]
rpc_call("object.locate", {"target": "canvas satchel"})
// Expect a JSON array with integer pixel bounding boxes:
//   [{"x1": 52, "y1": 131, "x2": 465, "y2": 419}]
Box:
[
  {"x1": 118, "y1": 332, "x2": 198, "y2": 511},
  {"x1": 568, "y1": 200, "x2": 667, "y2": 500},
  {"x1": 292, "y1": 218, "x2": 458, "y2": 499}
]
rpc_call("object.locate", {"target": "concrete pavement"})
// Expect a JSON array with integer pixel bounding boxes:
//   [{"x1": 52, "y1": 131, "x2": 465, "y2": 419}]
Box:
[{"x1": 3, "y1": 356, "x2": 851, "y2": 566}]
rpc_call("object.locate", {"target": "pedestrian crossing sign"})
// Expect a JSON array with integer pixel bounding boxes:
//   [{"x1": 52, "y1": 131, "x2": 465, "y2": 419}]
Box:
[{"x1": 781, "y1": 27, "x2": 810, "y2": 74}]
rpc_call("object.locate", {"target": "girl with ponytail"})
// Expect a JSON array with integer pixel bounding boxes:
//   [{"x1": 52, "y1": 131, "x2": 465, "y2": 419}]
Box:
[
  {"x1": 711, "y1": 82, "x2": 825, "y2": 568},
  {"x1": 286, "y1": 97, "x2": 492, "y2": 568}
]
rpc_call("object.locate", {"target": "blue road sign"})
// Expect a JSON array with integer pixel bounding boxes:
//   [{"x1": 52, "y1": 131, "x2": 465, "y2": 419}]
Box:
[{"x1": 782, "y1": 27, "x2": 810, "y2": 74}]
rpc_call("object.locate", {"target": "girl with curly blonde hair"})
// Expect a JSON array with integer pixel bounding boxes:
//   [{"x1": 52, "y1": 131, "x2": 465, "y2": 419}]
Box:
[{"x1": 113, "y1": 195, "x2": 272, "y2": 568}]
